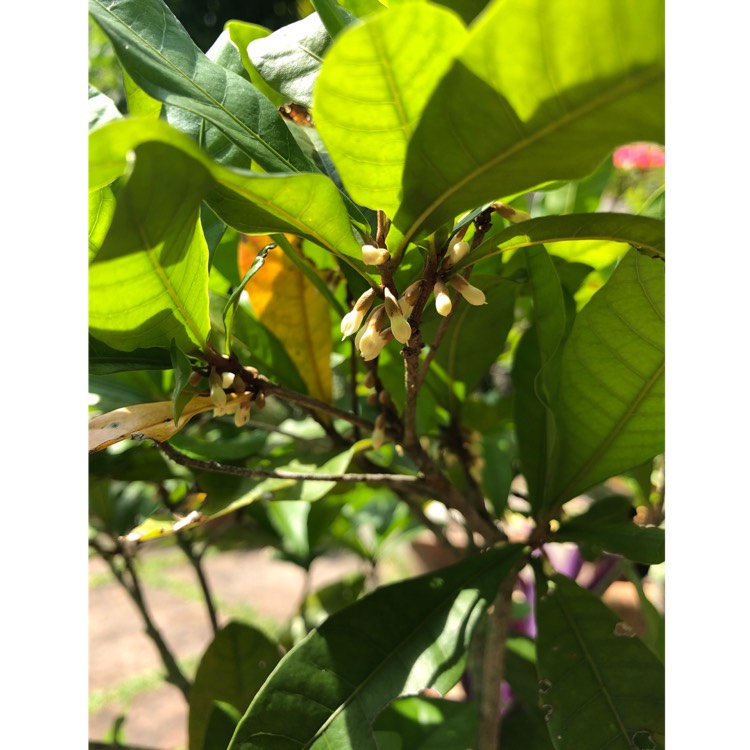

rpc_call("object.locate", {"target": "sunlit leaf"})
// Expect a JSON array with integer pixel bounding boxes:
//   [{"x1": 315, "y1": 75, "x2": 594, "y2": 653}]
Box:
[
  {"x1": 88, "y1": 84, "x2": 121, "y2": 130},
  {"x1": 247, "y1": 12, "x2": 338, "y2": 107},
  {"x1": 89, "y1": 141, "x2": 212, "y2": 352},
  {"x1": 89, "y1": 118, "x2": 367, "y2": 263},
  {"x1": 241, "y1": 236, "x2": 333, "y2": 403},
  {"x1": 314, "y1": 2, "x2": 466, "y2": 217},
  {"x1": 536, "y1": 574, "x2": 664, "y2": 750},
  {"x1": 393, "y1": 0, "x2": 664, "y2": 248},
  {"x1": 460, "y1": 214, "x2": 665, "y2": 271},
  {"x1": 88, "y1": 186, "x2": 116, "y2": 262},
  {"x1": 89, "y1": 0, "x2": 313, "y2": 173},
  {"x1": 548, "y1": 250, "x2": 664, "y2": 506},
  {"x1": 228, "y1": 544, "x2": 525, "y2": 749}
]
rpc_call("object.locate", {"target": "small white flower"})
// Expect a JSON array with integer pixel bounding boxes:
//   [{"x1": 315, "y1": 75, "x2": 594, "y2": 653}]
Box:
[
  {"x1": 361, "y1": 244, "x2": 390, "y2": 266},
  {"x1": 492, "y1": 201, "x2": 531, "y2": 223}
]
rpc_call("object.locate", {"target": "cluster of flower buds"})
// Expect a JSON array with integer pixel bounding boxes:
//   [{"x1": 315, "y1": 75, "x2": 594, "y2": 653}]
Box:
[
  {"x1": 202, "y1": 364, "x2": 267, "y2": 426},
  {"x1": 341, "y1": 282, "x2": 418, "y2": 360}
]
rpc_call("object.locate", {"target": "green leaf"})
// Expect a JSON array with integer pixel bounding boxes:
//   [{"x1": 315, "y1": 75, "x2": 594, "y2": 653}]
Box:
[
  {"x1": 200, "y1": 702, "x2": 242, "y2": 750},
  {"x1": 373, "y1": 696, "x2": 479, "y2": 750},
  {"x1": 89, "y1": 141, "x2": 212, "y2": 352},
  {"x1": 536, "y1": 574, "x2": 664, "y2": 750},
  {"x1": 170, "y1": 340, "x2": 195, "y2": 424},
  {"x1": 554, "y1": 521, "x2": 665, "y2": 565},
  {"x1": 188, "y1": 621, "x2": 281, "y2": 750},
  {"x1": 511, "y1": 246, "x2": 568, "y2": 512},
  {"x1": 88, "y1": 84, "x2": 121, "y2": 130},
  {"x1": 223, "y1": 241, "x2": 272, "y2": 354},
  {"x1": 89, "y1": 118, "x2": 367, "y2": 264},
  {"x1": 89, "y1": 335, "x2": 172, "y2": 374},
  {"x1": 420, "y1": 275, "x2": 517, "y2": 414},
  {"x1": 122, "y1": 67, "x2": 162, "y2": 118},
  {"x1": 225, "y1": 21, "x2": 286, "y2": 106},
  {"x1": 314, "y1": 2, "x2": 466, "y2": 217},
  {"x1": 460, "y1": 214, "x2": 665, "y2": 272},
  {"x1": 311, "y1": 1, "x2": 355, "y2": 40},
  {"x1": 548, "y1": 250, "x2": 664, "y2": 506},
  {"x1": 228, "y1": 544, "x2": 525, "y2": 749},
  {"x1": 393, "y1": 0, "x2": 665, "y2": 248},
  {"x1": 88, "y1": 186, "x2": 116, "y2": 262},
  {"x1": 88, "y1": 0, "x2": 313, "y2": 174},
  {"x1": 248, "y1": 13, "x2": 335, "y2": 108}
]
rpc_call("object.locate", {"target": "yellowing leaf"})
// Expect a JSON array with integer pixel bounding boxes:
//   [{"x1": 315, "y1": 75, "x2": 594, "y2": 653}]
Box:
[
  {"x1": 88, "y1": 394, "x2": 247, "y2": 453},
  {"x1": 239, "y1": 235, "x2": 332, "y2": 402}
]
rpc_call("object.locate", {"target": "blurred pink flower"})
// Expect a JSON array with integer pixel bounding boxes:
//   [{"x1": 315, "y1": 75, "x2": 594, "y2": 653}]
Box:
[{"x1": 613, "y1": 143, "x2": 665, "y2": 170}]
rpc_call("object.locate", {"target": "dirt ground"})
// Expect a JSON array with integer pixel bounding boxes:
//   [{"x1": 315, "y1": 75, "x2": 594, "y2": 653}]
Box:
[{"x1": 88, "y1": 542, "x2": 424, "y2": 750}]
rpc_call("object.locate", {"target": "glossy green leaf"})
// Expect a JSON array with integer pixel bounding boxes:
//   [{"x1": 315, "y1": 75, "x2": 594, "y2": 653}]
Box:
[
  {"x1": 88, "y1": 0, "x2": 313, "y2": 174},
  {"x1": 314, "y1": 2, "x2": 466, "y2": 216},
  {"x1": 248, "y1": 13, "x2": 334, "y2": 108},
  {"x1": 225, "y1": 21, "x2": 286, "y2": 106},
  {"x1": 89, "y1": 118, "x2": 367, "y2": 263},
  {"x1": 339, "y1": 0, "x2": 385, "y2": 18},
  {"x1": 459, "y1": 214, "x2": 665, "y2": 272},
  {"x1": 89, "y1": 141, "x2": 212, "y2": 352},
  {"x1": 511, "y1": 246, "x2": 568, "y2": 511},
  {"x1": 122, "y1": 68, "x2": 162, "y2": 118},
  {"x1": 88, "y1": 186, "x2": 116, "y2": 262},
  {"x1": 374, "y1": 696, "x2": 479, "y2": 750},
  {"x1": 311, "y1": 1, "x2": 355, "y2": 40},
  {"x1": 393, "y1": 0, "x2": 665, "y2": 248},
  {"x1": 536, "y1": 574, "x2": 664, "y2": 750},
  {"x1": 420, "y1": 275, "x2": 517, "y2": 414},
  {"x1": 548, "y1": 250, "x2": 664, "y2": 506},
  {"x1": 228, "y1": 544, "x2": 525, "y2": 749},
  {"x1": 188, "y1": 621, "x2": 281, "y2": 750}
]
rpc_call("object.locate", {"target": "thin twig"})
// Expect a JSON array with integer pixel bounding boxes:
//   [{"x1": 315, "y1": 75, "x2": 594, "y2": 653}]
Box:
[
  {"x1": 175, "y1": 535, "x2": 219, "y2": 635},
  {"x1": 89, "y1": 537, "x2": 191, "y2": 701},
  {"x1": 157, "y1": 440, "x2": 423, "y2": 485}
]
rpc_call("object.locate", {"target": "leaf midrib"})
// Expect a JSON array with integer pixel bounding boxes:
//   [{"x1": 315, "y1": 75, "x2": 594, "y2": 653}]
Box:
[
  {"x1": 399, "y1": 65, "x2": 664, "y2": 252},
  {"x1": 91, "y1": 0, "x2": 299, "y2": 172}
]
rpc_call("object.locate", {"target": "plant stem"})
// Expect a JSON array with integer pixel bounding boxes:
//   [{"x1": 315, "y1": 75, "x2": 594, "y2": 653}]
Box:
[
  {"x1": 157, "y1": 440, "x2": 423, "y2": 485},
  {"x1": 476, "y1": 574, "x2": 516, "y2": 750},
  {"x1": 176, "y1": 535, "x2": 219, "y2": 635},
  {"x1": 89, "y1": 538, "x2": 191, "y2": 701}
]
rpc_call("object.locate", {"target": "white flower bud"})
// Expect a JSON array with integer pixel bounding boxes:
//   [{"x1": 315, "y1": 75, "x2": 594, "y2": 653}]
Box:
[
  {"x1": 234, "y1": 399, "x2": 251, "y2": 427},
  {"x1": 448, "y1": 275, "x2": 486, "y2": 306},
  {"x1": 372, "y1": 413, "x2": 387, "y2": 449},
  {"x1": 492, "y1": 201, "x2": 531, "y2": 223},
  {"x1": 397, "y1": 280, "x2": 423, "y2": 317},
  {"x1": 360, "y1": 329, "x2": 394, "y2": 361},
  {"x1": 443, "y1": 240, "x2": 471, "y2": 269},
  {"x1": 383, "y1": 288, "x2": 412, "y2": 344},
  {"x1": 433, "y1": 280, "x2": 453, "y2": 317},
  {"x1": 209, "y1": 369, "x2": 227, "y2": 408},
  {"x1": 341, "y1": 288, "x2": 376, "y2": 339},
  {"x1": 361, "y1": 244, "x2": 391, "y2": 266},
  {"x1": 221, "y1": 372, "x2": 235, "y2": 389}
]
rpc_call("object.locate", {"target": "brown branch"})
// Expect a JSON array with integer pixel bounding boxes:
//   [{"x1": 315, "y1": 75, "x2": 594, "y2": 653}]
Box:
[
  {"x1": 157, "y1": 440, "x2": 423, "y2": 485},
  {"x1": 476, "y1": 573, "x2": 517, "y2": 750}
]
